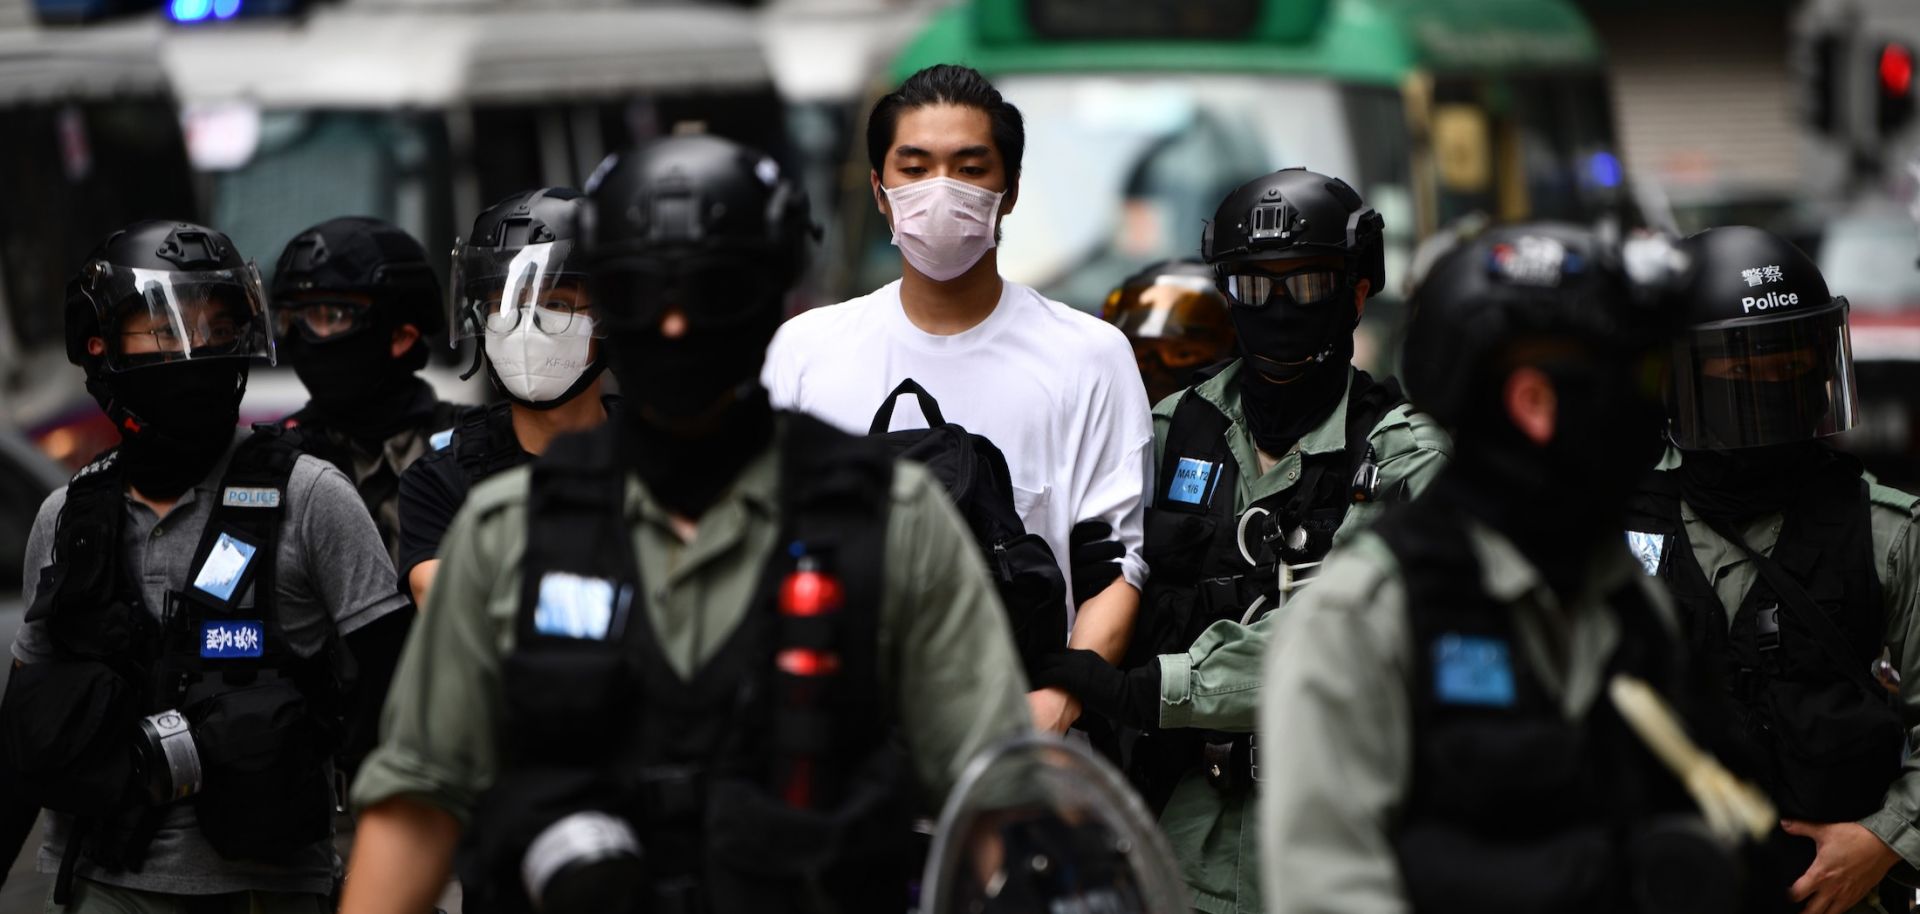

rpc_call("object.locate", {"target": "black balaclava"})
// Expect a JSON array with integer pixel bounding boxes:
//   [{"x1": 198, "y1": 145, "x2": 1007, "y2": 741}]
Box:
[
  {"x1": 1447, "y1": 354, "x2": 1668, "y2": 599},
  {"x1": 1676, "y1": 442, "x2": 1828, "y2": 523},
  {"x1": 607, "y1": 312, "x2": 779, "y2": 519},
  {"x1": 1232, "y1": 273, "x2": 1357, "y2": 453},
  {"x1": 283, "y1": 303, "x2": 433, "y2": 445},
  {"x1": 90, "y1": 360, "x2": 248, "y2": 500}
]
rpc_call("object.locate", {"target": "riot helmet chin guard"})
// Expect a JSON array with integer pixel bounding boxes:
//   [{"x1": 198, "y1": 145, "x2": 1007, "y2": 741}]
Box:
[
  {"x1": 66, "y1": 221, "x2": 275, "y2": 374},
  {"x1": 1666, "y1": 226, "x2": 1859, "y2": 451}
]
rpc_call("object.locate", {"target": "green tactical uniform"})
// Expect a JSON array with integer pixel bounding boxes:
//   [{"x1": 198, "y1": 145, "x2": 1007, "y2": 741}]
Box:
[
  {"x1": 1662, "y1": 451, "x2": 1920, "y2": 906},
  {"x1": 351, "y1": 419, "x2": 1033, "y2": 821},
  {"x1": 1147, "y1": 362, "x2": 1449, "y2": 913},
  {"x1": 1255, "y1": 523, "x2": 1677, "y2": 913}
]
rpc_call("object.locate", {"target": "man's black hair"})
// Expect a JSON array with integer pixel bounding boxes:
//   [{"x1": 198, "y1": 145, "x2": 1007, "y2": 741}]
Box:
[{"x1": 866, "y1": 64, "x2": 1025, "y2": 184}]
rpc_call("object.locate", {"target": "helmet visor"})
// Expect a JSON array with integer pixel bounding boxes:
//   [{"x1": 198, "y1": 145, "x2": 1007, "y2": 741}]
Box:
[
  {"x1": 88, "y1": 262, "x2": 273, "y2": 371},
  {"x1": 449, "y1": 239, "x2": 602, "y2": 344},
  {"x1": 1667, "y1": 301, "x2": 1859, "y2": 450}
]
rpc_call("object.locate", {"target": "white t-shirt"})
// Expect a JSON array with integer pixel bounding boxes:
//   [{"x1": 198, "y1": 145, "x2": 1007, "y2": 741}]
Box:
[{"x1": 764, "y1": 279, "x2": 1152, "y2": 628}]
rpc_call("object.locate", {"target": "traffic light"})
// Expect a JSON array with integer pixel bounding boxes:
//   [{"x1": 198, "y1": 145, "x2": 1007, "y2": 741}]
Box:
[{"x1": 1878, "y1": 42, "x2": 1915, "y2": 136}]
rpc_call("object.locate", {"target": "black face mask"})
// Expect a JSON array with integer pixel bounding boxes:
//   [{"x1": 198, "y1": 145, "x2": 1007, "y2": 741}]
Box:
[
  {"x1": 91, "y1": 360, "x2": 248, "y2": 500},
  {"x1": 1448, "y1": 359, "x2": 1667, "y2": 597},
  {"x1": 1228, "y1": 273, "x2": 1358, "y2": 453},
  {"x1": 285, "y1": 323, "x2": 423, "y2": 441},
  {"x1": 1676, "y1": 441, "x2": 1828, "y2": 523}
]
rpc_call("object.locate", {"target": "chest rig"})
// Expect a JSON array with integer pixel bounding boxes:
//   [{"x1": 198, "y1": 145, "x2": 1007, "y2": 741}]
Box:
[
  {"x1": 461, "y1": 414, "x2": 916, "y2": 914},
  {"x1": 453, "y1": 401, "x2": 532, "y2": 486},
  {"x1": 1378, "y1": 478, "x2": 1693, "y2": 914},
  {"x1": 1626, "y1": 457, "x2": 1900, "y2": 823},
  {"x1": 1, "y1": 431, "x2": 350, "y2": 904}
]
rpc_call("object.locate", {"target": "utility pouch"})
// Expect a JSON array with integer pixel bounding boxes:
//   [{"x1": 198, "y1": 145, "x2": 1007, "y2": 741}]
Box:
[
  {"x1": 1396, "y1": 821, "x2": 1613, "y2": 914},
  {"x1": 501, "y1": 648, "x2": 635, "y2": 763},
  {"x1": 1758, "y1": 676, "x2": 1902, "y2": 821},
  {"x1": 189, "y1": 677, "x2": 332, "y2": 861},
  {"x1": 0, "y1": 658, "x2": 140, "y2": 816}
]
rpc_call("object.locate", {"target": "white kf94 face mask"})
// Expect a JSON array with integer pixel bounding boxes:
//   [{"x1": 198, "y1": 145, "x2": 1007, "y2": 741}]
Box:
[
  {"x1": 882, "y1": 176, "x2": 1006, "y2": 282},
  {"x1": 486, "y1": 310, "x2": 596, "y2": 405}
]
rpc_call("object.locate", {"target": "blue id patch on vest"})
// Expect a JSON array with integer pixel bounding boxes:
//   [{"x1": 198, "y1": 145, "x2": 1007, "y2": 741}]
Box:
[
  {"x1": 192, "y1": 533, "x2": 257, "y2": 602},
  {"x1": 1626, "y1": 530, "x2": 1666, "y2": 576},
  {"x1": 1433, "y1": 634, "x2": 1516, "y2": 707},
  {"x1": 200, "y1": 620, "x2": 265, "y2": 658},
  {"x1": 1167, "y1": 457, "x2": 1218, "y2": 506},
  {"x1": 534, "y1": 572, "x2": 618, "y2": 640}
]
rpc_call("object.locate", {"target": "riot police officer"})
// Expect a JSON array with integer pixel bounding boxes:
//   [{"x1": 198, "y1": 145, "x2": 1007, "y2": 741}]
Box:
[
  {"x1": 1101, "y1": 259, "x2": 1237, "y2": 405},
  {"x1": 397, "y1": 188, "x2": 611, "y2": 606},
  {"x1": 1031, "y1": 168, "x2": 1448, "y2": 912},
  {"x1": 1259, "y1": 224, "x2": 1766, "y2": 913},
  {"x1": 1, "y1": 221, "x2": 410, "y2": 912},
  {"x1": 271, "y1": 216, "x2": 465, "y2": 565},
  {"x1": 341, "y1": 135, "x2": 1031, "y2": 914},
  {"x1": 1627, "y1": 225, "x2": 1920, "y2": 914}
]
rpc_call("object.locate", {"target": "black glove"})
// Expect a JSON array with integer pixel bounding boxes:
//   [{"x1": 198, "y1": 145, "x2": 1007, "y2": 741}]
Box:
[
  {"x1": 1068, "y1": 520, "x2": 1126, "y2": 606},
  {"x1": 1032, "y1": 649, "x2": 1160, "y2": 730}
]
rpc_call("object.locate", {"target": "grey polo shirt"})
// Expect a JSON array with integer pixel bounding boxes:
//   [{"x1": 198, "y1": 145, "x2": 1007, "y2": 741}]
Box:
[{"x1": 13, "y1": 439, "x2": 409, "y2": 896}]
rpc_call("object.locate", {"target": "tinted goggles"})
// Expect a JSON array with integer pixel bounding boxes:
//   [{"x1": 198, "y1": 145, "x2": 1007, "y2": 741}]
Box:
[
  {"x1": 588, "y1": 263, "x2": 780, "y2": 333},
  {"x1": 275, "y1": 297, "x2": 376, "y2": 343},
  {"x1": 1220, "y1": 270, "x2": 1344, "y2": 311}
]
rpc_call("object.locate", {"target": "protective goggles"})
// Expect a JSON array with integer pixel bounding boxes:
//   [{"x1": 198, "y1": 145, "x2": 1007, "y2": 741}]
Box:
[
  {"x1": 450, "y1": 239, "x2": 604, "y2": 343},
  {"x1": 1219, "y1": 269, "x2": 1344, "y2": 311},
  {"x1": 587, "y1": 260, "x2": 782, "y2": 333},
  {"x1": 84, "y1": 262, "x2": 275, "y2": 371},
  {"x1": 274, "y1": 297, "x2": 376, "y2": 343}
]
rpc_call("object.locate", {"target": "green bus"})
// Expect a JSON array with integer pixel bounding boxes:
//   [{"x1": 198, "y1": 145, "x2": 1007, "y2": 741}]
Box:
[{"x1": 829, "y1": 0, "x2": 1630, "y2": 326}]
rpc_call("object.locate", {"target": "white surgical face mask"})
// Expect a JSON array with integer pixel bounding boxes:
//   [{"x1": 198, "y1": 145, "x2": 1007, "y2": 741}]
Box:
[
  {"x1": 485, "y1": 309, "x2": 595, "y2": 404},
  {"x1": 882, "y1": 176, "x2": 1005, "y2": 282}
]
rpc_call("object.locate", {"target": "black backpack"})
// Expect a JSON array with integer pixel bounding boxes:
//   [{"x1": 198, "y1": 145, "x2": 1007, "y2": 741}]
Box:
[{"x1": 867, "y1": 379, "x2": 1066, "y2": 672}]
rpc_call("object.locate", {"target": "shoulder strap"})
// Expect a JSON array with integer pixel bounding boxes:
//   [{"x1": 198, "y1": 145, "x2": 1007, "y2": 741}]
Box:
[
  {"x1": 868, "y1": 378, "x2": 946, "y2": 434},
  {"x1": 1155, "y1": 390, "x2": 1237, "y2": 513},
  {"x1": 1699, "y1": 503, "x2": 1877, "y2": 686},
  {"x1": 515, "y1": 424, "x2": 641, "y2": 648},
  {"x1": 180, "y1": 429, "x2": 299, "y2": 620},
  {"x1": 457, "y1": 402, "x2": 520, "y2": 482},
  {"x1": 1339, "y1": 370, "x2": 1406, "y2": 504},
  {"x1": 30, "y1": 449, "x2": 142, "y2": 658}
]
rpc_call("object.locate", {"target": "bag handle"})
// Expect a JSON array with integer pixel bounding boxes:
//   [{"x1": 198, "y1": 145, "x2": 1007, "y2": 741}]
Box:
[{"x1": 868, "y1": 378, "x2": 946, "y2": 434}]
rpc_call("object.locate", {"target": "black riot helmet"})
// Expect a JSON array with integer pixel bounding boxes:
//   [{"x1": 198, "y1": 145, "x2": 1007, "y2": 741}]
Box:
[
  {"x1": 1402, "y1": 222, "x2": 1686, "y2": 431},
  {"x1": 449, "y1": 187, "x2": 596, "y2": 346},
  {"x1": 271, "y1": 217, "x2": 442, "y2": 366},
  {"x1": 65, "y1": 219, "x2": 274, "y2": 375},
  {"x1": 1102, "y1": 259, "x2": 1236, "y2": 404},
  {"x1": 1202, "y1": 167, "x2": 1385, "y2": 302},
  {"x1": 1666, "y1": 226, "x2": 1858, "y2": 451},
  {"x1": 579, "y1": 134, "x2": 812, "y2": 335}
]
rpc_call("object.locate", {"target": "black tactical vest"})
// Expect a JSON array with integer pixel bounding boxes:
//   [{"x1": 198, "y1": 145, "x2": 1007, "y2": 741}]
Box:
[
  {"x1": 0, "y1": 431, "x2": 350, "y2": 899},
  {"x1": 1377, "y1": 481, "x2": 1693, "y2": 914},
  {"x1": 452, "y1": 401, "x2": 530, "y2": 486},
  {"x1": 1125, "y1": 371, "x2": 1403, "y2": 808},
  {"x1": 1625, "y1": 458, "x2": 1900, "y2": 822},
  {"x1": 459, "y1": 413, "x2": 915, "y2": 914}
]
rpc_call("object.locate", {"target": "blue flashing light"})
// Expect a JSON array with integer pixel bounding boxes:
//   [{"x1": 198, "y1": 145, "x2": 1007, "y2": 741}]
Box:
[
  {"x1": 212, "y1": 0, "x2": 239, "y2": 18},
  {"x1": 1588, "y1": 151, "x2": 1623, "y2": 189},
  {"x1": 169, "y1": 0, "x2": 211, "y2": 20}
]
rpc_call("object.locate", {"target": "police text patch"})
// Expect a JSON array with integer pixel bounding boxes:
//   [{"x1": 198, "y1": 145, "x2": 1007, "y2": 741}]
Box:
[
  {"x1": 1167, "y1": 457, "x2": 1217, "y2": 506},
  {"x1": 221, "y1": 487, "x2": 281, "y2": 509},
  {"x1": 1433, "y1": 634, "x2": 1516, "y2": 707},
  {"x1": 201, "y1": 620, "x2": 265, "y2": 658},
  {"x1": 193, "y1": 533, "x2": 257, "y2": 602}
]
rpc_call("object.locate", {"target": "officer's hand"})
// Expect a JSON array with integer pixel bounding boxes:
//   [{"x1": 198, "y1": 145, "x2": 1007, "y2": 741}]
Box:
[
  {"x1": 1027, "y1": 687, "x2": 1082, "y2": 734},
  {"x1": 1032, "y1": 650, "x2": 1160, "y2": 730},
  {"x1": 1068, "y1": 520, "x2": 1126, "y2": 607},
  {"x1": 1781, "y1": 819, "x2": 1900, "y2": 914}
]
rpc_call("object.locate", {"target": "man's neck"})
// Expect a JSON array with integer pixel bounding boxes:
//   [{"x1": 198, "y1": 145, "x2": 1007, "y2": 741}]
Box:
[
  {"x1": 127, "y1": 485, "x2": 179, "y2": 521},
  {"x1": 898, "y1": 251, "x2": 1004, "y2": 336},
  {"x1": 511, "y1": 382, "x2": 608, "y2": 456}
]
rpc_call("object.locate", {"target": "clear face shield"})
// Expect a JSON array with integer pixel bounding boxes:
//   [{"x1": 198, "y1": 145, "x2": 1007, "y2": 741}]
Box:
[
  {"x1": 449, "y1": 239, "x2": 603, "y2": 346},
  {"x1": 1667, "y1": 300, "x2": 1859, "y2": 451},
  {"x1": 922, "y1": 735, "x2": 1190, "y2": 914},
  {"x1": 84, "y1": 261, "x2": 275, "y2": 371}
]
